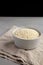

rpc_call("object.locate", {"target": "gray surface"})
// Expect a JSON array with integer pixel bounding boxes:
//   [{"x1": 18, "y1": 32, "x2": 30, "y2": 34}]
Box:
[
  {"x1": 0, "y1": 58, "x2": 18, "y2": 65},
  {"x1": 0, "y1": 17, "x2": 43, "y2": 36},
  {"x1": 0, "y1": 17, "x2": 43, "y2": 65}
]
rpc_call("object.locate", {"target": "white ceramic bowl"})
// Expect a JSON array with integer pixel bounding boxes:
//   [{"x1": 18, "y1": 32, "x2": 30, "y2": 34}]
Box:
[{"x1": 12, "y1": 27, "x2": 41, "y2": 50}]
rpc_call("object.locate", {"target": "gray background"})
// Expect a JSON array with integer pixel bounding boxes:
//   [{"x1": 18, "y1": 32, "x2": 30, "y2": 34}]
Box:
[{"x1": 0, "y1": 17, "x2": 43, "y2": 65}]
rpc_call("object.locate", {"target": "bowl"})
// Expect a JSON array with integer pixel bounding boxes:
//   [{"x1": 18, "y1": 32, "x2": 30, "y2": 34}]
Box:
[{"x1": 12, "y1": 27, "x2": 41, "y2": 50}]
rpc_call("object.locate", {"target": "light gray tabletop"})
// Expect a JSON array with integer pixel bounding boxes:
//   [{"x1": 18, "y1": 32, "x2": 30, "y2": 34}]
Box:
[
  {"x1": 0, "y1": 58, "x2": 18, "y2": 65},
  {"x1": 0, "y1": 17, "x2": 43, "y2": 65}
]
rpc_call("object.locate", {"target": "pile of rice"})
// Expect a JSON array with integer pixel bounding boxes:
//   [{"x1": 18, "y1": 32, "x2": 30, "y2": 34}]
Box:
[{"x1": 14, "y1": 28, "x2": 39, "y2": 40}]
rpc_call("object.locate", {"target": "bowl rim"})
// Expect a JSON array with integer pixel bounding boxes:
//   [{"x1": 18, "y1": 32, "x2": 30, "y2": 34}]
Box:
[{"x1": 12, "y1": 27, "x2": 41, "y2": 41}]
